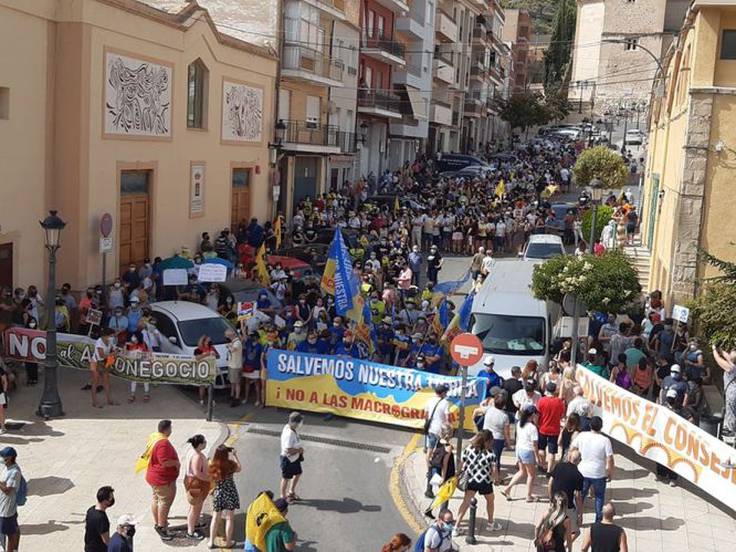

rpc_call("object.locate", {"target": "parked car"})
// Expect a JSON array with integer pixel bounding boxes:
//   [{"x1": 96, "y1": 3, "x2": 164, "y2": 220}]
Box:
[
  {"x1": 521, "y1": 234, "x2": 566, "y2": 261},
  {"x1": 150, "y1": 301, "x2": 233, "y2": 388},
  {"x1": 435, "y1": 153, "x2": 487, "y2": 173},
  {"x1": 278, "y1": 243, "x2": 329, "y2": 272},
  {"x1": 311, "y1": 227, "x2": 360, "y2": 249},
  {"x1": 445, "y1": 164, "x2": 495, "y2": 180},
  {"x1": 625, "y1": 129, "x2": 645, "y2": 145},
  {"x1": 267, "y1": 255, "x2": 320, "y2": 281},
  {"x1": 545, "y1": 203, "x2": 578, "y2": 235}
]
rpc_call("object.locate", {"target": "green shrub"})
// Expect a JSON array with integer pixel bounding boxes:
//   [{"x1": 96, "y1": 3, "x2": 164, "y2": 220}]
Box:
[
  {"x1": 581, "y1": 205, "x2": 614, "y2": 243},
  {"x1": 573, "y1": 146, "x2": 629, "y2": 189}
]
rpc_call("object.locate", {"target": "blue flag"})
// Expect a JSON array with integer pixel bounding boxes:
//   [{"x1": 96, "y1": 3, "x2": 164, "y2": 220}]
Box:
[
  {"x1": 458, "y1": 290, "x2": 475, "y2": 332},
  {"x1": 431, "y1": 270, "x2": 472, "y2": 305},
  {"x1": 321, "y1": 228, "x2": 355, "y2": 316}
]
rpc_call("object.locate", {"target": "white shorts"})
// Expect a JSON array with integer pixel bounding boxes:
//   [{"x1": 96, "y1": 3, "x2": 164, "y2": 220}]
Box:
[
  {"x1": 0, "y1": 392, "x2": 6, "y2": 406},
  {"x1": 244, "y1": 371, "x2": 260, "y2": 380}
]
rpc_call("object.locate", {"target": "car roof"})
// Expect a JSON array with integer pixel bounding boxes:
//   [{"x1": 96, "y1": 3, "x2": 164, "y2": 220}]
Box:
[
  {"x1": 528, "y1": 234, "x2": 563, "y2": 244},
  {"x1": 267, "y1": 255, "x2": 310, "y2": 269},
  {"x1": 472, "y1": 261, "x2": 546, "y2": 316},
  {"x1": 152, "y1": 301, "x2": 223, "y2": 322}
]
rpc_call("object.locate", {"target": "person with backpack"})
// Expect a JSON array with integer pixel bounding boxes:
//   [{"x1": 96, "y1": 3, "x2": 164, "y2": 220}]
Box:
[
  {"x1": 424, "y1": 424, "x2": 455, "y2": 519},
  {"x1": 423, "y1": 384, "x2": 449, "y2": 498},
  {"x1": 533, "y1": 492, "x2": 570, "y2": 552},
  {"x1": 0, "y1": 446, "x2": 24, "y2": 552},
  {"x1": 416, "y1": 509, "x2": 455, "y2": 552}
]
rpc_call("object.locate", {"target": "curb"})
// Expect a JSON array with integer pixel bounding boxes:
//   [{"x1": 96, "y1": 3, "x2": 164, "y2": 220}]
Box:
[{"x1": 398, "y1": 449, "x2": 430, "y2": 534}]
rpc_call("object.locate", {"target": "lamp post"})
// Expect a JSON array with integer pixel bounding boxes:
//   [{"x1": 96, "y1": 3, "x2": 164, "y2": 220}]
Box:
[
  {"x1": 587, "y1": 179, "x2": 604, "y2": 253},
  {"x1": 38, "y1": 210, "x2": 66, "y2": 419},
  {"x1": 358, "y1": 120, "x2": 369, "y2": 146}
]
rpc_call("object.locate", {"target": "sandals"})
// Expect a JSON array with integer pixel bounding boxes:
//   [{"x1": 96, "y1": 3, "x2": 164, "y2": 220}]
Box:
[
  {"x1": 501, "y1": 489, "x2": 512, "y2": 501},
  {"x1": 526, "y1": 496, "x2": 538, "y2": 503},
  {"x1": 286, "y1": 492, "x2": 301, "y2": 503}
]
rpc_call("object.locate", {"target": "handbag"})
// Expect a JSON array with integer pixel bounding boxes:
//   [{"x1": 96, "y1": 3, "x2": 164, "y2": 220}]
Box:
[
  {"x1": 456, "y1": 469, "x2": 469, "y2": 492},
  {"x1": 429, "y1": 472, "x2": 444, "y2": 486}
]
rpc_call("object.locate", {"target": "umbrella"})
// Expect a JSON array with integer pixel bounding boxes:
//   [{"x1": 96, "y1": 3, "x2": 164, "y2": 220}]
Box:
[
  {"x1": 158, "y1": 255, "x2": 194, "y2": 270},
  {"x1": 203, "y1": 257, "x2": 234, "y2": 270}
]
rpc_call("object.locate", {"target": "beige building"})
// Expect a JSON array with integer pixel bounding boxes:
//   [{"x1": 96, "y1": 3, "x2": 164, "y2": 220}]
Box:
[
  {"x1": 569, "y1": 0, "x2": 689, "y2": 116},
  {"x1": 0, "y1": 0, "x2": 278, "y2": 291},
  {"x1": 640, "y1": 0, "x2": 736, "y2": 305}
]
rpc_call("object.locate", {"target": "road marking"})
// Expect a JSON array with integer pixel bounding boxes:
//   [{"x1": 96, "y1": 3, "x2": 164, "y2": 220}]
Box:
[
  {"x1": 224, "y1": 411, "x2": 256, "y2": 448},
  {"x1": 389, "y1": 432, "x2": 424, "y2": 535},
  {"x1": 245, "y1": 426, "x2": 394, "y2": 453}
]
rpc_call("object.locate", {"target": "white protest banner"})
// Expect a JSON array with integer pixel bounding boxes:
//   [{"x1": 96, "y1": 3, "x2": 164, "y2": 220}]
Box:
[
  {"x1": 198, "y1": 263, "x2": 227, "y2": 283},
  {"x1": 672, "y1": 304, "x2": 690, "y2": 324},
  {"x1": 575, "y1": 366, "x2": 736, "y2": 512},
  {"x1": 163, "y1": 268, "x2": 188, "y2": 286}
]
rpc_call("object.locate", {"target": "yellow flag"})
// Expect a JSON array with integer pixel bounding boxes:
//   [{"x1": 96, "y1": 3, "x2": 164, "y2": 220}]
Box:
[
  {"x1": 245, "y1": 493, "x2": 286, "y2": 551},
  {"x1": 254, "y1": 243, "x2": 271, "y2": 286},
  {"x1": 495, "y1": 180, "x2": 505, "y2": 198},
  {"x1": 431, "y1": 476, "x2": 458, "y2": 509},
  {"x1": 394, "y1": 195, "x2": 400, "y2": 213},
  {"x1": 134, "y1": 432, "x2": 165, "y2": 474},
  {"x1": 274, "y1": 216, "x2": 282, "y2": 250}
]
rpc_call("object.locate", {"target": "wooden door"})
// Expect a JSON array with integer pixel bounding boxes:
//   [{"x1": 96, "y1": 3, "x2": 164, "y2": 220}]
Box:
[
  {"x1": 119, "y1": 170, "x2": 151, "y2": 270},
  {"x1": 0, "y1": 243, "x2": 12, "y2": 289},
  {"x1": 231, "y1": 168, "x2": 251, "y2": 230}
]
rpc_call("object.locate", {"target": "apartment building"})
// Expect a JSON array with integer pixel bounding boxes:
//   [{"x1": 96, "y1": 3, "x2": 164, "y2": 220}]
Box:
[
  {"x1": 0, "y1": 0, "x2": 277, "y2": 289},
  {"x1": 502, "y1": 8, "x2": 531, "y2": 94},
  {"x1": 428, "y1": 0, "x2": 459, "y2": 153}
]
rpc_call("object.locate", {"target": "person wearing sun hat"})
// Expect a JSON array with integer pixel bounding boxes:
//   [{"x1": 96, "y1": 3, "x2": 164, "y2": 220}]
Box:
[{"x1": 107, "y1": 514, "x2": 137, "y2": 552}]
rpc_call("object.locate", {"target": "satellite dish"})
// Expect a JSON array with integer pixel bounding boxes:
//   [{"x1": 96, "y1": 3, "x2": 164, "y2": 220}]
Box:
[{"x1": 563, "y1": 293, "x2": 588, "y2": 317}]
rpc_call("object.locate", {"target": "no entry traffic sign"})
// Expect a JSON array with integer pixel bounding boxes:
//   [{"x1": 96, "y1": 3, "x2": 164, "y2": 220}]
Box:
[{"x1": 450, "y1": 333, "x2": 484, "y2": 366}]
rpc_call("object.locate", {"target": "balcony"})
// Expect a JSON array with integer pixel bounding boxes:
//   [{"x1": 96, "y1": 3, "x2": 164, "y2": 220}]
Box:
[
  {"x1": 362, "y1": 36, "x2": 406, "y2": 66},
  {"x1": 429, "y1": 100, "x2": 452, "y2": 126},
  {"x1": 281, "y1": 120, "x2": 341, "y2": 154},
  {"x1": 435, "y1": 10, "x2": 457, "y2": 43},
  {"x1": 472, "y1": 25, "x2": 492, "y2": 45},
  {"x1": 357, "y1": 89, "x2": 403, "y2": 119},
  {"x1": 470, "y1": 60, "x2": 489, "y2": 80},
  {"x1": 489, "y1": 65, "x2": 503, "y2": 84},
  {"x1": 303, "y1": 0, "x2": 347, "y2": 20},
  {"x1": 396, "y1": 14, "x2": 424, "y2": 40},
  {"x1": 282, "y1": 45, "x2": 345, "y2": 87},
  {"x1": 432, "y1": 58, "x2": 454, "y2": 85},
  {"x1": 464, "y1": 99, "x2": 483, "y2": 117},
  {"x1": 336, "y1": 130, "x2": 357, "y2": 153},
  {"x1": 372, "y1": 0, "x2": 410, "y2": 14}
]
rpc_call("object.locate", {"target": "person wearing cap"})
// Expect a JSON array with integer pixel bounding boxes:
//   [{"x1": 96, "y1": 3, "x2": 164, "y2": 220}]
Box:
[
  {"x1": 659, "y1": 364, "x2": 687, "y2": 406},
  {"x1": 263, "y1": 497, "x2": 296, "y2": 551},
  {"x1": 537, "y1": 382, "x2": 565, "y2": 474},
  {"x1": 426, "y1": 244, "x2": 443, "y2": 284},
  {"x1": 376, "y1": 316, "x2": 396, "y2": 364},
  {"x1": 502, "y1": 404, "x2": 542, "y2": 502},
  {"x1": 280, "y1": 412, "x2": 305, "y2": 503},
  {"x1": 477, "y1": 355, "x2": 503, "y2": 399},
  {"x1": 286, "y1": 320, "x2": 308, "y2": 352},
  {"x1": 107, "y1": 514, "x2": 136, "y2": 552},
  {"x1": 570, "y1": 416, "x2": 614, "y2": 522},
  {"x1": 0, "y1": 447, "x2": 21, "y2": 552},
  {"x1": 84, "y1": 485, "x2": 115, "y2": 552},
  {"x1": 125, "y1": 295, "x2": 143, "y2": 334},
  {"x1": 582, "y1": 348, "x2": 609, "y2": 379},
  {"x1": 398, "y1": 298, "x2": 420, "y2": 329},
  {"x1": 296, "y1": 330, "x2": 328, "y2": 355}
]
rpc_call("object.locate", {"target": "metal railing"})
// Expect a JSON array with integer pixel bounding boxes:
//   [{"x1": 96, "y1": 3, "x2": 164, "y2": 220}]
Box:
[
  {"x1": 282, "y1": 120, "x2": 339, "y2": 147},
  {"x1": 282, "y1": 45, "x2": 344, "y2": 82},
  {"x1": 363, "y1": 36, "x2": 406, "y2": 59},
  {"x1": 464, "y1": 99, "x2": 483, "y2": 115},
  {"x1": 434, "y1": 49, "x2": 454, "y2": 66},
  {"x1": 337, "y1": 130, "x2": 357, "y2": 153},
  {"x1": 357, "y1": 89, "x2": 402, "y2": 113}
]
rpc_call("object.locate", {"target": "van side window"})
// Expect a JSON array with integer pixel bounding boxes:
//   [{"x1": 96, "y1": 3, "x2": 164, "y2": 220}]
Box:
[{"x1": 151, "y1": 312, "x2": 177, "y2": 340}]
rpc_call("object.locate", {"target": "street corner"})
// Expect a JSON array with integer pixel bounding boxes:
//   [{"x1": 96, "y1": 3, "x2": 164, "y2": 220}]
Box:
[{"x1": 391, "y1": 433, "x2": 427, "y2": 535}]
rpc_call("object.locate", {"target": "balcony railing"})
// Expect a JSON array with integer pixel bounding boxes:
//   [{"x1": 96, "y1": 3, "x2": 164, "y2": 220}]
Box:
[
  {"x1": 464, "y1": 100, "x2": 483, "y2": 116},
  {"x1": 363, "y1": 36, "x2": 406, "y2": 59},
  {"x1": 282, "y1": 120, "x2": 339, "y2": 147},
  {"x1": 358, "y1": 89, "x2": 402, "y2": 113},
  {"x1": 472, "y1": 26, "x2": 492, "y2": 42},
  {"x1": 282, "y1": 45, "x2": 344, "y2": 83},
  {"x1": 434, "y1": 49, "x2": 453, "y2": 65},
  {"x1": 337, "y1": 130, "x2": 357, "y2": 153},
  {"x1": 451, "y1": 111, "x2": 460, "y2": 126}
]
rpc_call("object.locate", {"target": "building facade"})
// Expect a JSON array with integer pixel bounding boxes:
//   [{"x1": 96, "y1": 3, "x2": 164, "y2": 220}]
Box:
[
  {"x1": 569, "y1": 0, "x2": 689, "y2": 116},
  {"x1": 0, "y1": 0, "x2": 277, "y2": 290},
  {"x1": 640, "y1": 0, "x2": 736, "y2": 305},
  {"x1": 502, "y1": 8, "x2": 531, "y2": 94}
]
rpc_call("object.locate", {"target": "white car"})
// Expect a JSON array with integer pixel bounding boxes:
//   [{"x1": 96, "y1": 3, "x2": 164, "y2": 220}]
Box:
[
  {"x1": 625, "y1": 129, "x2": 645, "y2": 145},
  {"x1": 521, "y1": 234, "x2": 565, "y2": 261},
  {"x1": 150, "y1": 301, "x2": 234, "y2": 388}
]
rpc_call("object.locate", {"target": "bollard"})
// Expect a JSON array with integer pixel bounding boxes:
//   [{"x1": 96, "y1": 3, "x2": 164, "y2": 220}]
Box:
[{"x1": 465, "y1": 497, "x2": 478, "y2": 545}]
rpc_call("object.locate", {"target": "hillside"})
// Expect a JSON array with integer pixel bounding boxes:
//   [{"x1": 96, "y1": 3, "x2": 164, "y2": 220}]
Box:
[{"x1": 501, "y1": 0, "x2": 557, "y2": 36}]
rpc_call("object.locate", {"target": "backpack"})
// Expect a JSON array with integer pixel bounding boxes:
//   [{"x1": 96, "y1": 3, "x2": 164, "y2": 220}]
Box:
[
  {"x1": 16, "y1": 474, "x2": 27, "y2": 506},
  {"x1": 414, "y1": 525, "x2": 447, "y2": 552}
]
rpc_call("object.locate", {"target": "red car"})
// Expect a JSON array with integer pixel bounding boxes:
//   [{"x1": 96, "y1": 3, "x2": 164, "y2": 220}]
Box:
[{"x1": 237, "y1": 245, "x2": 318, "y2": 281}]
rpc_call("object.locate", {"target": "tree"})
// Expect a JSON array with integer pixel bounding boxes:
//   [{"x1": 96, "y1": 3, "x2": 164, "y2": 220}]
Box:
[
  {"x1": 543, "y1": 88, "x2": 572, "y2": 122},
  {"x1": 531, "y1": 251, "x2": 640, "y2": 313},
  {"x1": 573, "y1": 146, "x2": 629, "y2": 189},
  {"x1": 690, "y1": 248, "x2": 736, "y2": 349},
  {"x1": 544, "y1": 0, "x2": 576, "y2": 92},
  {"x1": 499, "y1": 91, "x2": 550, "y2": 133},
  {"x1": 581, "y1": 205, "x2": 614, "y2": 243}
]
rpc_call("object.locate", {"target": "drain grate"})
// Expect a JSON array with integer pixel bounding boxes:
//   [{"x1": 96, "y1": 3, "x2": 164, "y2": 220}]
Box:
[{"x1": 245, "y1": 427, "x2": 392, "y2": 454}]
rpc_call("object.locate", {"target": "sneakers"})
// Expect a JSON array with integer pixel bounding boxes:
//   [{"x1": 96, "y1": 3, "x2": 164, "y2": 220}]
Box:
[
  {"x1": 155, "y1": 525, "x2": 173, "y2": 541},
  {"x1": 489, "y1": 520, "x2": 503, "y2": 531},
  {"x1": 452, "y1": 527, "x2": 463, "y2": 537},
  {"x1": 187, "y1": 530, "x2": 205, "y2": 540}
]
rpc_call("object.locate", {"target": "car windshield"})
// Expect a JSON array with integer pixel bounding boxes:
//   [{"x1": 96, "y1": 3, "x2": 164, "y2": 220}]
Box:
[
  {"x1": 525, "y1": 243, "x2": 564, "y2": 259},
  {"x1": 178, "y1": 317, "x2": 232, "y2": 347},
  {"x1": 471, "y1": 313, "x2": 546, "y2": 355}
]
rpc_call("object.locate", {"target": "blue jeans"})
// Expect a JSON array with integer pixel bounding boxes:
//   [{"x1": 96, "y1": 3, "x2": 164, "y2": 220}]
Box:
[{"x1": 582, "y1": 477, "x2": 607, "y2": 522}]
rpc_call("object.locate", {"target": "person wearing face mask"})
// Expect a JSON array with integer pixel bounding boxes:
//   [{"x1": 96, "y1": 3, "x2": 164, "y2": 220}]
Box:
[
  {"x1": 126, "y1": 332, "x2": 150, "y2": 402},
  {"x1": 280, "y1": 412, "x2": 305, "y2": 503},
  {"x1": 107, "y1": 308, "x2": 128, "y2": 343},
  {"x1": 420, "y1": 335, "x2": 444, "y2": 374},
  {"x1": 91, "y1": 329, "x2": 117, "y2": 408},
  {"x1": 335, "y1": 331, "x2": 363, "y2": 359},
  {"x1": 327, "y1": 316, "x2": 345, "y2": 352},
  {"x1": 286, "y1": 320, "x2": 307, "y2": 351},
  {"x1": 658, "y1": 364, "x2": 687, "y2": 406},
  {"x1": 399, "y1": 299, "x2": 420, "y2": 330},
  {"x1": 108, "y1": 280, "x2": 126, "y2": 310},
  {"x1": 296, "y1": 331, "x2": 328, "y2": 355},
  {"x1": 107, "y1": 514, "x2": 136, "y2": 552},
  {"x1": 683, "y1": 339, "x2": 706, "y2": 381},
  {"x1": 84, "y1": 486, "x2": 116, "y2": 552},
  {"x1": 121, "y1": 263, "x2": 140, "y2": 291},
  {"x1": 420, "y1": 509, "x2": 455, "y2": 552},
  {"x1": 125, "y1": 296, "x2": 143, "y2": 334}
]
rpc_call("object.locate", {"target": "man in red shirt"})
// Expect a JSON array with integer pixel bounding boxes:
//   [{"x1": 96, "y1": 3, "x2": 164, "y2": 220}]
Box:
[
  {"x1": 537, "y1": 382, "x2": 565, "y2": 474},
  {"x1": 145, "y1": 420, "x2": 180, "y2": 541}
]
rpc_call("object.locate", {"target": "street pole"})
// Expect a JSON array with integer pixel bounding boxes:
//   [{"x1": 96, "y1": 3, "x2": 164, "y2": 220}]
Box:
[
  {"x1": 589, "y1": 202, "x2": 598, "y2": 254},
  {"x1": 38, "y1": 246, "x2": 64, "y2": 419},
  {"x1": 621, "y1": 111, "x2": 629, "y2": 153},
  {"x1": 455, "y1": 365, "x2": 468, "y2": 468},
  {"x1": 570, "y1": 295, "x2": 579, "y2": 368}
]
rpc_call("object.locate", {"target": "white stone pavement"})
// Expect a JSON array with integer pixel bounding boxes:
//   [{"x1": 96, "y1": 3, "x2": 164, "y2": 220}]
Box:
[
  {"x1": 2, "y1": 367, "x2": 227, "y2": 551},
  {"x1": 401, "y1": 441, "x2": 736, "y2": 551}
]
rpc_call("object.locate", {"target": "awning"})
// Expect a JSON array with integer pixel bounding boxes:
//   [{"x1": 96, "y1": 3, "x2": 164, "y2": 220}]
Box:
[{"x1": 406, "y1": 86, "x2": 428, "y2": 120}]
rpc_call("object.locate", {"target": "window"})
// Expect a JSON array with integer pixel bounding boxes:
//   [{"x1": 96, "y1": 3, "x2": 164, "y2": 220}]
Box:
[
  {"x1": 377, "y1": 15, "x2": 385, "y2": 39},
  {"x1": 624, "y1": 38, "x2": 638, "y2": 51},
  {"x1": 367, "y1": 11, "x2": 375, "y2": 38},
  {"x1": 721, "y1": 30, "x2": 736, "y2": 59},
  {"x1": 232, "y1": 168, "x2": 250, "y2": 188},
  {"x1": 365, "y1": 66, "x2": 373, "y2": 87},
  {"x1": 120, "y1": 171, "x2": 150, "y2": 195},
  {"x1": 187, "y1": 60, "x2": 208, "y2": 129},
  {"x1": 0, "y1": 87, "x2": 8, "y2": 120},
  {"x1": 306, "y1": 95, "x2": 320, "y2": 127},
  {"x1": 278, "y1": 88, "x2": 291, "y2": 122},
  {"x1": 471, "y1": 313, "x2": 546, "y2": 355}
]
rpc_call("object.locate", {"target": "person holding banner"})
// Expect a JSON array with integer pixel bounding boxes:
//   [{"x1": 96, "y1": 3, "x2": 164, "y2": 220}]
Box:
[
  {"x1": 91, "y1": 328, "x2": 117, "y2": 408},
  {"x1": 194, "y1": 335, "x2": 219, "y2": 407}
]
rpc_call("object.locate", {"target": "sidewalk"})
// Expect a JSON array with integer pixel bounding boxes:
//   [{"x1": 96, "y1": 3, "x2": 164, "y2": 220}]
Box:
[
  {"x1": 2, "y1": 366, "x2": 227, "y2": 551},
  {"x1": 400, "y1": 441, "x2": 736, "y2": 551}
]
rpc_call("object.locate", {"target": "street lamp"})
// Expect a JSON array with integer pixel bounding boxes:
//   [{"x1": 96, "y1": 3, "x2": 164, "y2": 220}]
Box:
[
  {"x1": 38, "y1": 210, "x2": 66, "y2": 419},
  {"x1": 587, "y1": 179, "x2": 604, "y2": 253},
  {"x1": 358, "y1": 120, "x2": 369, "y2": 146}
]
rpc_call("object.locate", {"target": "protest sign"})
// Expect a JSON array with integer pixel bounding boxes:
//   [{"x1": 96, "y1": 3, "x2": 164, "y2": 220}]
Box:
[
  {"x1": 163, "y1": 268, "x2": 188, "y2": 286},
  {"x1": 198, "y1": 263, "x2": 227, "y2": 283},
  {"x1": 266, "y1": 349, "x2": 486, "y2": 430}
]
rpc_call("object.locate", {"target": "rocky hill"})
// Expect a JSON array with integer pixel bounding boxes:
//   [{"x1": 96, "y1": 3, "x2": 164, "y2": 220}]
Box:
[{"x1": 501, "y1": 0, "x2": 557, "y2": 36}]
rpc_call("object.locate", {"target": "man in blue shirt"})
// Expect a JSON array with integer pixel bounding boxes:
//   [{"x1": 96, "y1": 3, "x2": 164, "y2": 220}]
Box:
[
  {"x1": 297, "y1": 331, "x2": 329, "y2": 355},
  {"x1": 376, "y1": 317, "x2": 395, "y2": 364},
  {"x1": 407, "y1": 245, "x2": 423, "y2": 287},
  {"x1": 335, "y1": 331, "x2": 362, "y2": 359},
  {"x1": 107, "y1": 514, "x2": 135, "y2": 552},
  {"x1": 393, "y1": 324, "x2": 412, "y2": 366},
  {"x1": 659, "y1": 364, "x2": 688, "y2": 406},
  {"x1": 328, "y1": 316, "x2": 345, "y2": 353},
  {"x1": 419, "y1": 334, "x2": 444, "y2": 374},
  {"x1": 477, "y1": 355, "x2": 503, "y2": 398}
]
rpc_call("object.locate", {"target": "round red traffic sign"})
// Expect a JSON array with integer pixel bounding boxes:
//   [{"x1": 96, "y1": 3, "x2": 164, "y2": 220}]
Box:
[
  {"x1": 450, "y1": 333, "x2": 484, "y2": 366},
  {"x1": 100, "y1": 213, "x2": 113, "y2": 237}
]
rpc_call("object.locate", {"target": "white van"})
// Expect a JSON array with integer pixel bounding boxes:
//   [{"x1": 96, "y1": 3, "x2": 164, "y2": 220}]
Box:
[
  {"x1": 468, "y1": 260, "x2": 561, "y2": 379},
  {"x1": 150, "y1": 301, "x2": 233, "y2": 387}
]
